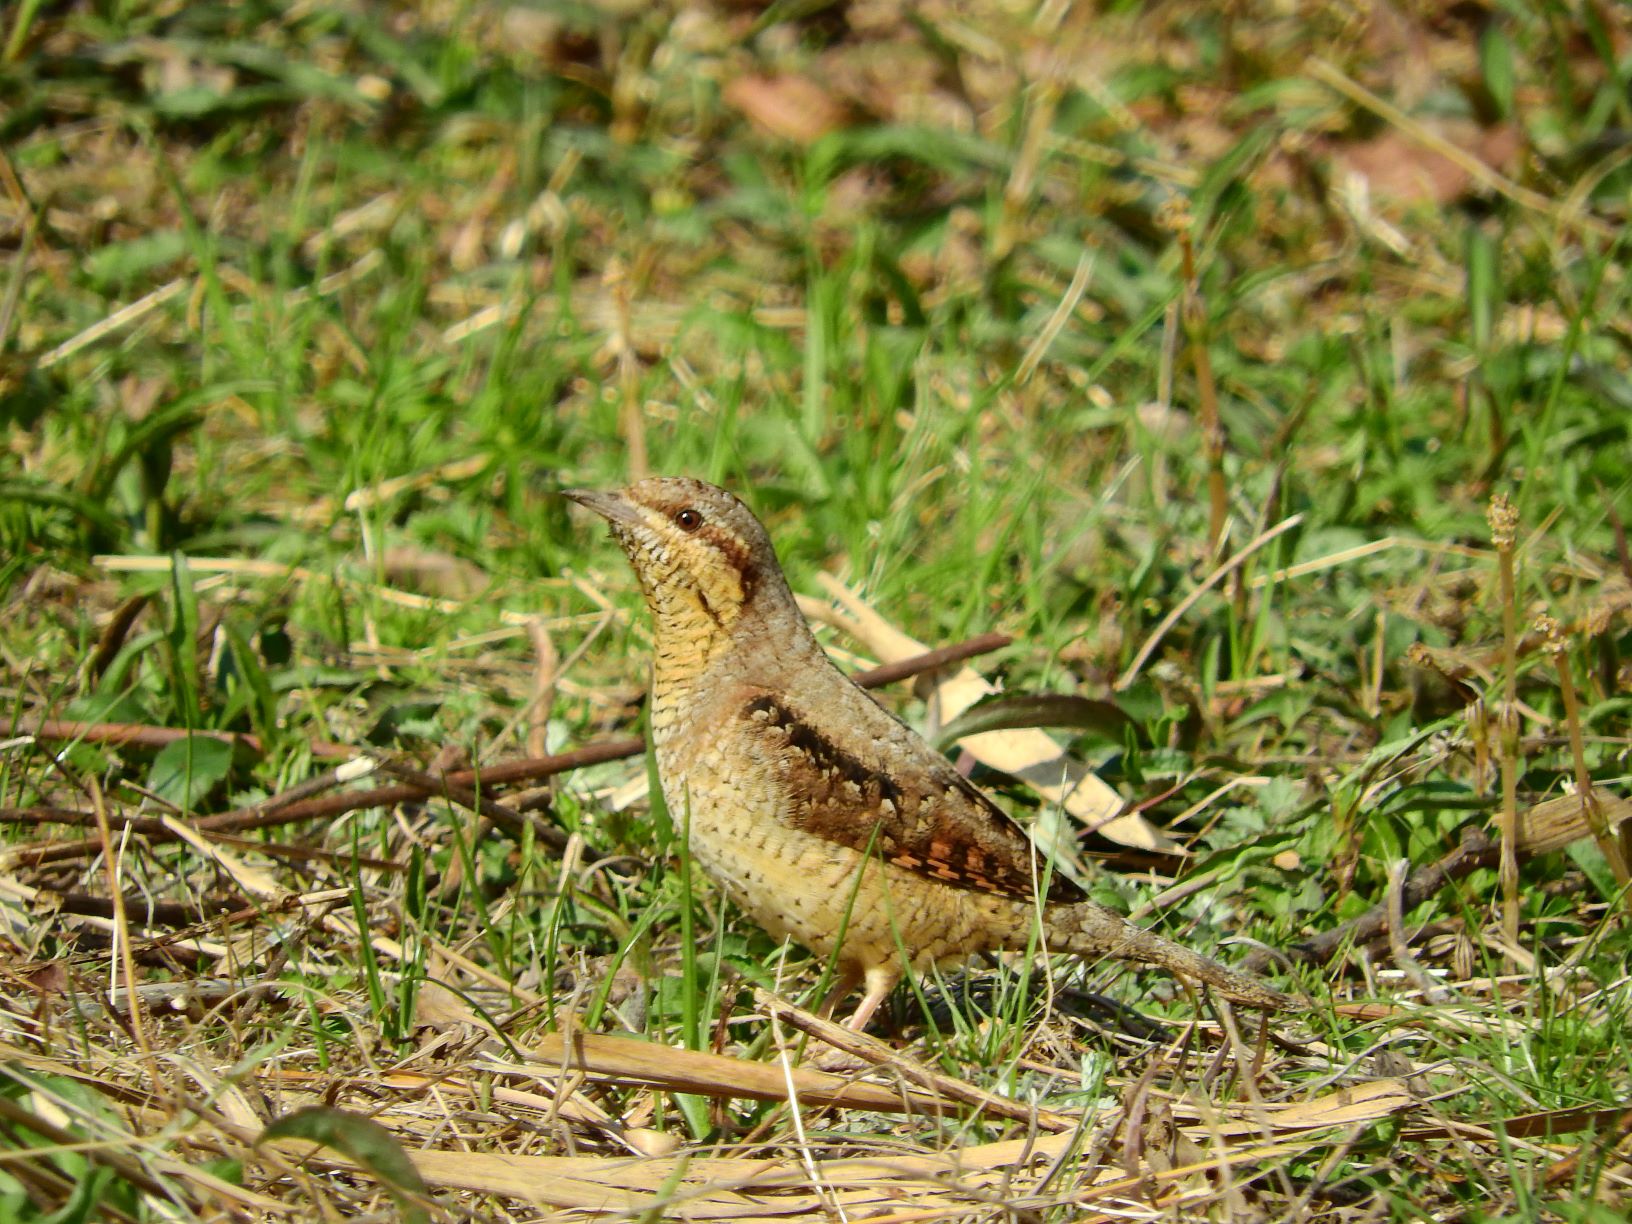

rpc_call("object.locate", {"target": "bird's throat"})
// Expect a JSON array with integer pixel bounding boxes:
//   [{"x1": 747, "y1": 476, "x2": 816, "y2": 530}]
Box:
[{"x1": 644, "y1": 586, "x2": 744, "y2": 734}]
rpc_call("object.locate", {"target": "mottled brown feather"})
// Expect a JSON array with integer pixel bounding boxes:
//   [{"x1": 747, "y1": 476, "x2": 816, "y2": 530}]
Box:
[
  {"x1": 741, "y1": 693, "x2": 1087, "y2": 905},
  {"x1": 565, "y1": 476, "x2": 1293, "y2": 1019}
]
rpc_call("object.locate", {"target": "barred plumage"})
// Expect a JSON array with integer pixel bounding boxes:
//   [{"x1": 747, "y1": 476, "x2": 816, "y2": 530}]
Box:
[{"x1": 566, "y1": 477, "x2": 1289, "y2": 1027}]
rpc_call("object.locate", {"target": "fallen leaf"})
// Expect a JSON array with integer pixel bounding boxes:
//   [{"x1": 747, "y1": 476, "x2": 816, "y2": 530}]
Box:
[
  {"x1": 1331, "y1": 121, "x2": 1521, "y2": 206},
  {"x1": 723, "y1": 73, "x2": 849, "y2": 144}
]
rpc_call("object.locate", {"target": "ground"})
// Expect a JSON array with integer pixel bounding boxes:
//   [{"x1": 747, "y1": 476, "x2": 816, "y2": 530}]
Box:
[{"x1": 2, "y1": 1, "x2": 1631, "y2": 1220}]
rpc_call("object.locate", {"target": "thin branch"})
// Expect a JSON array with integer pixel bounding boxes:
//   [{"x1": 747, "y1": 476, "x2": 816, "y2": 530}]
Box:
[
  {"x1": 1255, "y1": 827, "x2": 1500, "y2": 969},
  {"x1": 13, "y1": 718, "x2": 329, "y2": 756},
  {"x1": 848, "y1": 631, "x2": 1011, "y2": 688},
  {"x1": 6, "y1": 632, "x2": 1016, "y2": 868}
]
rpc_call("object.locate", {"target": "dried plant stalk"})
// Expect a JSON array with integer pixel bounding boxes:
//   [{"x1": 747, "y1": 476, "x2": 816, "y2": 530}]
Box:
[
  {"x1": 1488, "y1": 494, "x2": 1521, "y2": 959},
  {"x1": 1539, "y1": 614, "x2": 1630, "y2": 889},
  {"x1": 1164, "y1": 199, "x2": 1229, "y2": 555}
]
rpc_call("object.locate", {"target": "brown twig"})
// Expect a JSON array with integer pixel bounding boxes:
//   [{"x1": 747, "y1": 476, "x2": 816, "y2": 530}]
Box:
[
  {"x1": 848, "y1": 631, "x2": 1011, "y2": 688},
  {"x1": 414, "y1": 738, "x2": 647, "y2": 791},
  {"x1": 0, "y1": 1092, "x2": 183, "y2": 1208},
  {"x1": 1386, "y1": 858, "x2": 1451, "y2": 1003},
  {"x1": 0, "y1": 806, "x2": 108, "y2": 828},
  {"x1": 1489, "y1": 493, "x2": 1521, "y2": 963},
  {"x1": 90, "y1": 778, "x2": 167, "y2": 1101},
  {"x1": 1163, "y1": 199, "x2": 1228, "y2": 555},
  {"x1": 6, "y1": 632, "x2": 1016, "y2": 868},
  {"x1": 4, "y1": 745, "x2": 644, "y2": 869},
  {"x1": 373, "y1": 760, "x2": 568, "y2": 851},
  {"x1": 12, "y1": 718, "x2": 351, "y2": 759},
  {"x1": 87, "y1": 594, "x2": 149, "y2": 684},
  {"x1": 1253, "y1": 827, "x2": 1501, "y2": 969},
  {"x1": 1600, "y1": 482, "x2": 1632, "y2": 587},
  {"x1": 49, "y1": 892, "x2": 247, "y2": 926},
  {"x1": 1542, "y1": 1105, "x2": 1632, "y2": 1188},
  {"x1": 1539, "y1": 614, "x2": 1629, "y2": 888}
]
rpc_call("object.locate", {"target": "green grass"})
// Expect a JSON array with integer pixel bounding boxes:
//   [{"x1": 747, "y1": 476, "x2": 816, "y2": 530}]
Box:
[{"x1": 2, "y1": 0, "x2": 1631, "y2": 1219}]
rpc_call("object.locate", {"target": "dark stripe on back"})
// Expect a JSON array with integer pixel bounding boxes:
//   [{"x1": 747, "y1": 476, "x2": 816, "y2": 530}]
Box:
[{"x1": 744, "y1": 694, "x2": 903, "y2": 809}]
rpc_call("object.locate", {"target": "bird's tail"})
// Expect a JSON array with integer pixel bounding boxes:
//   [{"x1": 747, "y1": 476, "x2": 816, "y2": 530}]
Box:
[{"x1": 1045, "y1": 902, "x2": 1292, "y2": 1011}]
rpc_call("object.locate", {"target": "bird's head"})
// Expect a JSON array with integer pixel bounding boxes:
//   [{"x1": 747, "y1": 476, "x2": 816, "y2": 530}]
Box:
[{"x1": 563, "y1": 477, "x2": 792, "y2": 641}]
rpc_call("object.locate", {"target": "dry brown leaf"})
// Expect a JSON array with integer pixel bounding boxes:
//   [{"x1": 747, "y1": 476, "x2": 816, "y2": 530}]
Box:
[
  {"x1": 722, "y1": 74, "x2": 849, "y2": 145},
  {"x1": 1195, "y1": 1077, "x2": 1414, "y2": 1134},
  {"x1": 1332, "y1": 121, "x2": 1522, "y2": 207},
  {"x1": 521, "y1": 1028, "x2": 949, "y2": 1116},
  {"x1": 260, "y1": 1065, "x2": 620, "y2": 1135},
  {"x1": 410, "y1": 979, "x2": 483, "y2": 1030},
  {"x1": 277, "y1": 1077, "x2": 1414, "y2": 1217}
]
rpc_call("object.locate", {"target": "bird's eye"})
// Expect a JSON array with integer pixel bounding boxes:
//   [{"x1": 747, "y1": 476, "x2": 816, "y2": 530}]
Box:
[{"x1": 673, "y1": 507, "x2": 703, "y2": 532}]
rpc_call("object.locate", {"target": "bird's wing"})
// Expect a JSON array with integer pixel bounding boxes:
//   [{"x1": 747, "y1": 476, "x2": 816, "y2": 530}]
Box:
[{"x1": 737, "y1": 688, "x2": 1086, "y2": 905}]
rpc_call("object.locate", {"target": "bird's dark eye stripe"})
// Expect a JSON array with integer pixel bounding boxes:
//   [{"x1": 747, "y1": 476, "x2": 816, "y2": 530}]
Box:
[{"x1": 674, "y1": 507, "x2": 703, "y2": 531}]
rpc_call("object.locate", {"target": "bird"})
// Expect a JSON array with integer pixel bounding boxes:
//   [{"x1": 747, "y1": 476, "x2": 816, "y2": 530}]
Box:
[{"x1": 564, "y1": 477, "x2": 1291, "y2": 1029}]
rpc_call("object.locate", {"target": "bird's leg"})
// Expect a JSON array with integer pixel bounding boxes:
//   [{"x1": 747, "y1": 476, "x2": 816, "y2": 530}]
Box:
[
  {"x1": 817, "y1": 968, "x2": 861, "y2": 1019},
  {"x1": 842, "y1": 965, "x2": 898, "y2": 1032}
]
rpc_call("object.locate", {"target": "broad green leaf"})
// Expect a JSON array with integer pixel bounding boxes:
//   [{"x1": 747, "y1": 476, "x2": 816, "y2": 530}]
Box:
[
  {"x1": 260, "y1": 1106, "x2": 429, "y2": 1224},
  {"x1": 0, "y1": 478, "x2": 124, "y2": 540},
  {"x1": 146, "y1": 735, "x2": 234, "y2": 810},
  {"x1": 82, "y1": 230, "x2": 188, "y2": 290},
  {"x1": 1479, "y1": 24, "x2": 1516, "y2": 119}
]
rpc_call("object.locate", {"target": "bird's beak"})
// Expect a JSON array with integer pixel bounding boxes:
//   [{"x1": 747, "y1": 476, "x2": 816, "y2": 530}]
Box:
[{"x1": 562, "y1": 487, "x2": 643, "y2": 528}]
